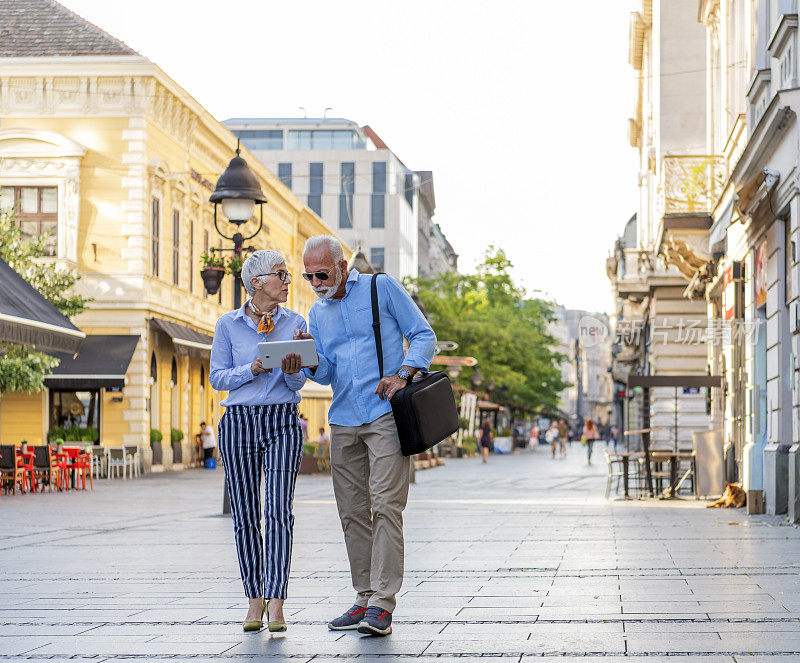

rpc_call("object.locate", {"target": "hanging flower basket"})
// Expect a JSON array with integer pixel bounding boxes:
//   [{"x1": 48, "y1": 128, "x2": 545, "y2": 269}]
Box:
[
  {"x1": 201, "y1": 267, "x2": 225, "y2": 295},
  {"x1": 200, "y1": 251, "x2": 227, "y2": 295}
]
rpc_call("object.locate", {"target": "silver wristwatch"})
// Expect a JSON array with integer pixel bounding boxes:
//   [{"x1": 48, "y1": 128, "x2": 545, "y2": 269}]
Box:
[{"x1": 397, "y1": 368, "x2": 411, "y2": 380}]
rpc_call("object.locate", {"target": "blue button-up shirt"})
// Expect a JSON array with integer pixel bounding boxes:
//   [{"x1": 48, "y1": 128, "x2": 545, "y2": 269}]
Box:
[
  {"x1": 304, "y1": 269, "x2": 437, "y2": 426},
  {"x1": 210, "y1": 302, "x2": 307, "y2": 407}
]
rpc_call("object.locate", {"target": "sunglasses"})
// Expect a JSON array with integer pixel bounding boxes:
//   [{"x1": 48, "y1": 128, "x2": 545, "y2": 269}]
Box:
[
  {"x1": 256, "y1": 270, "x2": 292, "y2": 283},
  {"x1": 301, "y1": 271, "x2": 331, "y2": 282}
]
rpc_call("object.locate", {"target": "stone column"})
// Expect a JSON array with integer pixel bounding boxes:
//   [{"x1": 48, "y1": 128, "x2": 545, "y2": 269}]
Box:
[{"x1": 788, "y1": 444, "x2": 800, "y2": 523}]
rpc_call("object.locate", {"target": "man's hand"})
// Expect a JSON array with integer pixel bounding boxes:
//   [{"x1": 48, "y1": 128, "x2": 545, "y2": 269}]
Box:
[
  {"x1": 251, "y1": 358, "x2": 269, "y2": 375},
  {"x1": 293, "y1": 329, "x2": 316, "y2": 374},
  {"x1": 282, "y1": 353, "x2": 302, "y2": 375},
  {"x1": 374, "y1": 374, "x2": 407, "y2": 401}
]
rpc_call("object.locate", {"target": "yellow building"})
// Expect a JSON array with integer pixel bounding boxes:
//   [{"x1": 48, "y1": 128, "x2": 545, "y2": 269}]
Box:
[{"x1": 0, "y1": 0, "x2": 341, "y2": 468}]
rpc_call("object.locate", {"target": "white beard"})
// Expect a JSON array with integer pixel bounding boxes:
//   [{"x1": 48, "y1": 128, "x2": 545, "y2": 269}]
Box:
[{"x1": 312, "y1": 266, "x2": 343, "y2": 300}]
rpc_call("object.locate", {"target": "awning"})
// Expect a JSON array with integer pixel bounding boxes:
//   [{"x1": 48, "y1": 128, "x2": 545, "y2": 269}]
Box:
[
  {"x1": 477, "y1": 400, "x2": 501, "y2": 410},
  {"x1": 0, "y1": 257, "x2": 85, "y2": 354},
  {"x1": 45, "y1": 334, "x2": 139, "y2": 390},
  {"x1": 150, "y1": 318, "x2": 213, "y2": 359},
  {"x1": 708, "y1": 197, "x2": 736, "y2": 252}
]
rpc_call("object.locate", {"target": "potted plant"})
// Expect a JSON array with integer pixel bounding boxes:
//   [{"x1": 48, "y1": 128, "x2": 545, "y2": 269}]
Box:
[
  {"x1": 299, "y1": 442, "x2": 319, "y2": 474},
  {"x1": 226, "y1": 253, "x2": 245, "y2": 276},
  {"x1": 170, "y1": 427, "x2": 185, "y2": 464},
  {"x1": 150, "y1": 428, "x2": 163, "y2": 465},
  {"x1": 200, "y1": 251, "x2": 227, "y2": 295}
]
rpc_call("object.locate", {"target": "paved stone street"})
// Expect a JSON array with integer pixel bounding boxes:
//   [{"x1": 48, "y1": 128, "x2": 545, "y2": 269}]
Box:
[{"x1": 2, "y1": 443, "x2": 800, "y2": 662}]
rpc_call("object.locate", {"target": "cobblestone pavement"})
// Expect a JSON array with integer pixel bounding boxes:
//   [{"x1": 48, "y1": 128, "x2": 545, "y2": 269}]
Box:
[{"x1": 2, "y1": 442, "x2": 800, "y2": 662}]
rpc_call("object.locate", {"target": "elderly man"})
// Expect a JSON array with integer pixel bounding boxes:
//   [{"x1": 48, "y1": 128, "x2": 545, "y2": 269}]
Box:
[{"x1": 290, "y1": 235, "x2": 436, "y2": 636}]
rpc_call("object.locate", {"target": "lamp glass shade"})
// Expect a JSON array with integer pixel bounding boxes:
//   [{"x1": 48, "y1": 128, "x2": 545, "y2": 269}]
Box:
[{"x1": 221, "y1": 198, "x2": 255, "y2": 222}]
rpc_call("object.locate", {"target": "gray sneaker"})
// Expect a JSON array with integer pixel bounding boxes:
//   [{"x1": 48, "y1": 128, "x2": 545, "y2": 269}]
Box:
[
  {"x1": 328, "y1": 604, "x2": 367, "y2": 630},
  {"x1": 357, "y1": 606, "x2": 392, "y2": 636}
]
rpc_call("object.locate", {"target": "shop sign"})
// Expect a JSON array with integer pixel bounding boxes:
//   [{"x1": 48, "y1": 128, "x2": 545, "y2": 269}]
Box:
[{"x1": 755, "y1": 240, "x2": 768, "y2": 308}]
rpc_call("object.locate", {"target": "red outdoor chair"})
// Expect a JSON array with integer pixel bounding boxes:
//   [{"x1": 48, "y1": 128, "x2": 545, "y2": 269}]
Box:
[
  {"x1": 15, "y1": 447, "x2": 35, "y2": 493},
  {"x1": 66, "y1": 451, "x2": 93, "y2": 491}
]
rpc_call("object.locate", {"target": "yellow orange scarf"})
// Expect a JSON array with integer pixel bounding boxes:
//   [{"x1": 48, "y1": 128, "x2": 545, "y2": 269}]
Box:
[{"x1": 248, "y1": 299, "x2": 276, "y2": 335}]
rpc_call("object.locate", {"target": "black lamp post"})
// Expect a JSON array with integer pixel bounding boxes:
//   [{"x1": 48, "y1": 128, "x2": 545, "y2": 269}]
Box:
[
  {"x1": 205, "y1": 140, "x2": 267, "y2": 308},
  {"x1": 207, "y1": 142, "x2": 267, "y2": 515}
]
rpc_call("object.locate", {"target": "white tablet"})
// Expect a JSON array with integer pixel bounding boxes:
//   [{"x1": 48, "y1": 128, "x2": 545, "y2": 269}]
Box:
[{"x1": 258, "y1": 339, "x2": 319, "y2": 370}]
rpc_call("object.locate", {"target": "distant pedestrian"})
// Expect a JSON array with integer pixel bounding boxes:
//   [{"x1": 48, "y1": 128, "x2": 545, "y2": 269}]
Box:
[
  {"x1": 317, "y1": 427, "x2": 330, "y2": 445},
  {"x1": 529, "y1": 424, "x2": 539, "y2": 450},
  {"x1": 610, "y1": 424, "x2": 620, "y2": 451},
  {"x1": 557, "y1": 419, "x2": 568, "y2": 458},
  {"x1": 583, "y1": 419, "x2": 599, "y2": 464},
  {"x1": 546, "y1": 422, "x2": 559, "y2": 458},
  {"x1": 480, "y1": 419, "x2": 493, "y2": 463},
  {"x1": 199, "y1": 420, "x2": 217, "y2": 463},
  {"x1": 299, "y1": 414, "x2": 309, "y2": 441}
]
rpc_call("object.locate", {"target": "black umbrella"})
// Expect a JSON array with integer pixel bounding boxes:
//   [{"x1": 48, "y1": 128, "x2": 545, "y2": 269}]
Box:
[{"x1": 0, "y1": 257, "x2": 85, "y2": 354}]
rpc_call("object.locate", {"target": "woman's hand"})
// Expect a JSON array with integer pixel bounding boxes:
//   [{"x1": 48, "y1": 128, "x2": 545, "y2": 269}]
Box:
[
  {"x1": 282, "y1": 353, "x2": 302, "y2": 375},
  {"x1": 251, "y1": 358, "x2": 268, "y2": 375}
]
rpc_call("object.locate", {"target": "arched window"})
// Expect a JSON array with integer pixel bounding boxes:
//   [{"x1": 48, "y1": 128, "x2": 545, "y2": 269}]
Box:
[
  {"x1": 171, "y1": 357, "x2": 178, "y2": 384},
  {"x1": 149, "y1": 353, "x2": 159, "y2": 432},
  {"x1": 199, "y1": 365, "x2": 205, "y2": 388}
]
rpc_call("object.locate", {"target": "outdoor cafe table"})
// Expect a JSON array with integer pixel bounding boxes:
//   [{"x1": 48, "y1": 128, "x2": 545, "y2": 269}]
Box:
[
  {"x1": 610, "y1": 452, "x2": 643, "y2": 499},
  {"x1": 649, "y1": 449, "x2": 694, "y2": 498}
]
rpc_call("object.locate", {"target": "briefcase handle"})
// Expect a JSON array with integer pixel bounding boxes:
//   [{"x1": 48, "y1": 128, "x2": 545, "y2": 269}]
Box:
[{"x1": 371, "y1": 274, "x2": 428, "y2": 388}]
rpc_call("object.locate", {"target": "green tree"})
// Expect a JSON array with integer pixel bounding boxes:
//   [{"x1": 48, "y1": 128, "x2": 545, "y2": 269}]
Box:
[
  {"x1": 408, "y1": 247, "x2": 568, "y2": 414},
  {"x1": 0, "y1": 198, "x2": 90, "y2": 393}
]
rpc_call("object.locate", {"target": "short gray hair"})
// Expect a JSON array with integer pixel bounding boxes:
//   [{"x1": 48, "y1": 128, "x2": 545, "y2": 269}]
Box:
[
  {"x1": 241, "y1": 249, "x2": 287, "y2": 296},
  {"x1": 303, "y1": 235, "x2": 344, "y2": 263}
]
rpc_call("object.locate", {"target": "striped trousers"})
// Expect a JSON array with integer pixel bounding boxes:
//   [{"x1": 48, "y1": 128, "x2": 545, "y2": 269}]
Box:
[{"x1": 218, "y1": 403, "x2": 303, "y2": 599}]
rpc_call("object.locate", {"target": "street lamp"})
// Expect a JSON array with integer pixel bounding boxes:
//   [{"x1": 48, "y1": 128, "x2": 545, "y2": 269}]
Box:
[
  {"x1": 204, "y1": 140, "x2": 267, "y2": 308},
  {"x1": 207, "y1": 141, "x2": 267, "y2": 516}
]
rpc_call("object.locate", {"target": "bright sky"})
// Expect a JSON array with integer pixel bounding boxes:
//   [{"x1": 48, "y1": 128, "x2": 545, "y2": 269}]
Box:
[{"x1": 61, "y1": 0, "x2": 640, "y2": 313}]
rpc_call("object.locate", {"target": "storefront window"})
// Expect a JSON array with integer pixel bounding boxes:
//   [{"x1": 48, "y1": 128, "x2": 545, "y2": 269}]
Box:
[{"x1": 49, "y1": 390, "x2": 100, "y2": 436}]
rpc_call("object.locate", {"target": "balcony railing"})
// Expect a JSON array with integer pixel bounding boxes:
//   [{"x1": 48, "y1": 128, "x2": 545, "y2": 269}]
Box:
[{"x1": 658, "y1": 155, "x2": 726, "y2": 215}]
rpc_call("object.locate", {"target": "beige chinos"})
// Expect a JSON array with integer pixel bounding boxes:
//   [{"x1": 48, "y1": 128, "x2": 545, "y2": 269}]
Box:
[{"x1": 330, "y1": 412, "x2": 410, "y2": 612}]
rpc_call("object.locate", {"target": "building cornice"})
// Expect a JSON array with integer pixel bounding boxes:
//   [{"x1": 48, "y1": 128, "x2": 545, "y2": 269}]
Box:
[
  {"x1": 767, "y1": 13, "x2": 799, "y2": 56},
  {"x1": 730, "y1": 88, "x2": 800, "y2": 185}
]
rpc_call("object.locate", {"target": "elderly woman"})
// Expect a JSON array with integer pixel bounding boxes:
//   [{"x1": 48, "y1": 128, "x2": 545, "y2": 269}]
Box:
[{"x1": 210, "y1": 249, "x2": 308, "y2": 633}]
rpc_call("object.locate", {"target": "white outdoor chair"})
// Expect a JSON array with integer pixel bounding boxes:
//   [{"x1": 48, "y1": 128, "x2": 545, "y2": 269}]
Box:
[
  {"x1": 107, "y1": 446, "x2": 131, "y2": 479},
  {"x1": 124, "y1": 444, "x2": 140, "y2": 478},
  {"x1": 89, "y1": 445, "x2": 108, "y2": 479}
]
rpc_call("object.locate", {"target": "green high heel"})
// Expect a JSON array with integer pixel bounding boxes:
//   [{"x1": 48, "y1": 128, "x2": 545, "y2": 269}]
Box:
[
  {"x1": 267, "y1": 599, "x2": 287, "y2": 632},
  {"x1": 243, "y1": 600, "x2": 265, "y2": 632}
]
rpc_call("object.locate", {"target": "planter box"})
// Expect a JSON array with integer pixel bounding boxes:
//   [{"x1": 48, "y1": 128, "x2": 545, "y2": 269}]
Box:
[
  {"x1": 298, "y1": 456, "x2": 318, "y2": 474},
  {"x1": 151, "y1": 440, "x2": 163, "y2": 465}
]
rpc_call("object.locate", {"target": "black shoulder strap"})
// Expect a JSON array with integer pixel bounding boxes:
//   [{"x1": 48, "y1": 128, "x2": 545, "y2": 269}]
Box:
[{"x1": 371, "y1": 274, "x2": 384, "y2": 378}]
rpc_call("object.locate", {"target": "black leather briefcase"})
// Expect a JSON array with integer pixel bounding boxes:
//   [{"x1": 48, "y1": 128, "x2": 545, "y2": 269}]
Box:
[{"x1": 371, "y1": 275, "x2": 459, "y2": 456}]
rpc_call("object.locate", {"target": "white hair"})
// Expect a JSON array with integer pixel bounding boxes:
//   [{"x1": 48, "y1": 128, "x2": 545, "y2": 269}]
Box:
[
  {"x1": 303, "y1": 235, "x2": 344, "y2": 263},
  {"x1": 241, "y1": 249, "x2": 287, "y2": 295}
]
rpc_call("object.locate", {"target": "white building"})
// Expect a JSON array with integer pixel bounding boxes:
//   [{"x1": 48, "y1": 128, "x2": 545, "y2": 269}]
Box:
[
  {"x1": 416, "y1": 170, "x2": 458, "y2": 278},
  {"x1": 608, "y1": 0, "x2": 714, "y2": 456},
  {"x1": 551, "y1": 307, "x2": 613, "y2": 425},
  {"x1": 223, "y1": 118, "x2": 421, "y2": 280}
]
